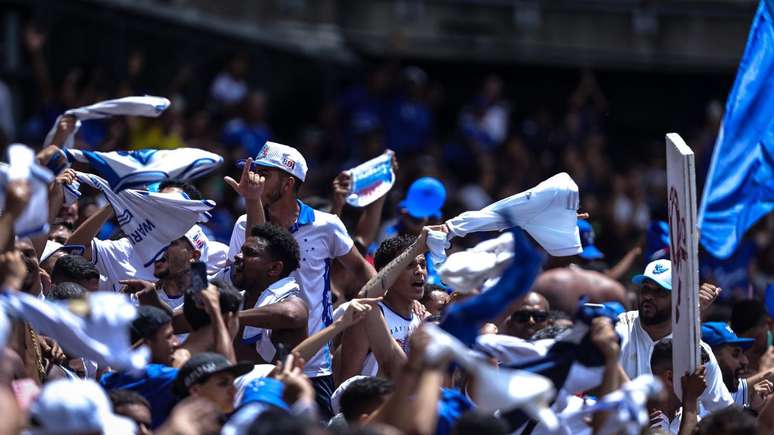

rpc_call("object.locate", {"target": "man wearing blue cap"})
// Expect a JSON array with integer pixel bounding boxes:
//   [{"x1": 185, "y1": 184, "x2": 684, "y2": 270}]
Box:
[
  {"x1": 701, "y1": 322, "x2": 773, "y2": 409},
  {"x1": 224, "y1": 141, "x2": 376, "y2": 419},
  {"x1": 615, "y1": 259, "x2": 733, "y2": 413}
]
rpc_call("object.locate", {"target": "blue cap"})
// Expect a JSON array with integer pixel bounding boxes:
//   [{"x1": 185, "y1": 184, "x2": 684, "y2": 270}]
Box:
[
  {"x1": 239, "y1": 378, "x2": 289, "y2": 411},
  {"x1": 578, "y1": 220, "x2": 604, "y2": 260},
  {"x1": 404, "y1": 177, "x2": 446, "y2": 219},
  {"x1": 701, "y1": 322, "x2": 754, "y2": 349}
]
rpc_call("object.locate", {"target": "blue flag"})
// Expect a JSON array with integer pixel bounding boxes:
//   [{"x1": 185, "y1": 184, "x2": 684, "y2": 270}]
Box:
[{"x1": 699, "y1": 0, "x2": 774, "y2": 259}]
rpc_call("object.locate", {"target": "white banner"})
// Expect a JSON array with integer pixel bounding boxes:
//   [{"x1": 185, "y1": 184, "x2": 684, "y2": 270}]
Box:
[
  {"x1": 666, "y1": 133, "x2": 701, "y2": 399},
  {"x1": 346, "y1": 150, "x2": 395, "y2": 207}
]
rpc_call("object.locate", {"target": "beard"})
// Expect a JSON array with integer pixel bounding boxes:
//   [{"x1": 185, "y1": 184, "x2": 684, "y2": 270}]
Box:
[
  {"x1": 639, "y1": 302, "x2": 671, "y2": 325},
  {"x1": 720, "y1": 366, "x2": 738, "y2": 393}
]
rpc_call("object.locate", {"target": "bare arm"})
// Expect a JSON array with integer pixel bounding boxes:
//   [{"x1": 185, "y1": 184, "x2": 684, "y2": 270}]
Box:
[
  {"x1": 238, "y1": 297, "x2": 308, "y2": 331},
  {"x1": 337, "y1": 322, "x2": 372, "y2": 385},
  {"x1": 224, "y1": 157, "x2": 265, "y2": 238},
  {"x1": 364, "y1": 307, "x2": 407, "y2": 379},
  {"x1": 678, "y1": 366, "x2": 706, "y2": 435},
  {"x1": 590, "y1": 318, "x2": 622, "y2": 432},
  {"x1": 201, "y1": 284, "x2": 237, "y2": 363},
  {"x1": 66, "y1": 205, "x2": 113, "y2": 261},
  {"x1": 0, "y1": 181, "x2": 30, "y2": 252},
  {"x1": 24, "y1": 27, "x2": 54, "y2": 104},
  {"x1": 293, "y1": 298, "x2": 378, "y2": 363},
  {"x1": 354, "y1": 195, "x2": 387, "y2": 251},
  {"x1": 339, "y1": 247, "x2": 377, "y2": 299},
  {"x1": 357, "y1": 229, "x2": 427, "y2": 298},
  {"x1": 605, "y1": 246, "x2": 641, "y2": 281}
]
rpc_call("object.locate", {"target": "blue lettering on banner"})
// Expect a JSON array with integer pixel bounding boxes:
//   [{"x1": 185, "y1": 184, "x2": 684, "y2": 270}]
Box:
[{"x1": 127, "y1": 219, "x2": 157, "y2": 245}]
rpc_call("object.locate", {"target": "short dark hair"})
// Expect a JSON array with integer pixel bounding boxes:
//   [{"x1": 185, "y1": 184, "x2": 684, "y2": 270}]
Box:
[
  {"x1": 652, "y1": 338, "x2": 709, "y2": 375},
  {"x1": 421, "y1": 284, "x2": 447, "y2": 303},
  {"x1": 247, "y1": 409, "x2": 312, "y2": 435},
  {"x1": 695, "y1": 406, "x2": 759, "y2": 435},
  {"x1": 548, "y1": 310, "x2": 572, "y2": 323},
  {"x1": 183, "y1": 286, "x2": 243, "y2": 331},
  {"x1": 158, "y1": 180, "x2": 202, "y2": 200},
  {"x1": 731, "y1": 299, "x2": 767, "y2": 335},
  {"x1": 453, "y1": 412, "x2": 508, "y2": 435},
  {"x1": 340, "y1": 377, "x2": 394, "y2": 422},
  {"x1": 249, "y1": 223, "x2": 300, "y2": 277},
  {"x1": 108, "y1": 389, "x2": 150, "y2": 410},
  {"x1": 131, "y1": 306, "x2": 172, "y2": 343},
  {"x1": 650, "y1": 338, "x2": 673, "y2": 375},
  {"x1": 374, "y1": 235, "x2": 416, "y2": 271},
  {"x1": 50, "y1": 255, "x2": 99, "y2": 285},
  {"x1": 49, "y1": 282, "x2": 87, "y2": 301}
]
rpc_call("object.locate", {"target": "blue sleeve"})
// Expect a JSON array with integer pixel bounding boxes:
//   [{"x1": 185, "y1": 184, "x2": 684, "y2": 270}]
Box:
[{"x1": 439, "y1": 228, "x2": 542, "y2": 348}]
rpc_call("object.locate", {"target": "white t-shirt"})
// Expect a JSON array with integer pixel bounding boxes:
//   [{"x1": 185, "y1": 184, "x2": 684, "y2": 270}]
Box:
[
  {"x1": 92, "y1": 238, "x2": 155, "y2": 292},
  {"x1": 615, "y1": 310, "x2": 734, "y2": 413},
  {"x1": 361, "y1": 302, "x2": 422, "y2": 376},
  {"x1": 228, "y1": 201, "x2": 354, "y2": 377},
  {"x1": 733, "y1": 378, "x2": 748, "y2": 407},
  {"x1": 156, "y1": 289, "x2": 185, "y2": 311},
  {"x1": 241, "y1": 276, "x2": 305, "y2": 362}
]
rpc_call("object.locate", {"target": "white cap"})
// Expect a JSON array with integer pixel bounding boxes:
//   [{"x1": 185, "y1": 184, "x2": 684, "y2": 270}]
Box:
[
  {"x1": 27, "y1": 378, "x2": 136, "y2": 435},
  {"x1": 184, "y1": 225, "x2": 210, "y2": 264},
  {"x1": 40, "y1": 241, "x2": 64, "y2": 263},
  {"x1": 632, "y1": 259, "x2": 672, "y2": 291},
  {"x1": 248, "y1": 141, "x2": 308, "y2": 182}
]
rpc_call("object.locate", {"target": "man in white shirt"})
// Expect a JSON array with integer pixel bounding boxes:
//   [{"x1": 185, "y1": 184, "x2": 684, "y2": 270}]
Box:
[
  {"x1": 232, "y1": 223, "x2": 308, "y2": 364},
  {"x1": 616, "y1": 259, "x2": 732, "y2": 413},
  {"x1": 340, "y1": 235, "x2": 425, "y2": 378},
  {"x1": 701, "y1": 321, "x2": 774, "y2": 409},
  {"x1": 225, "y1": 141, "x2": 376, "y2": 419},
  {"x1": 67, "y1": 181, "x2": 219, "y2": 293}
]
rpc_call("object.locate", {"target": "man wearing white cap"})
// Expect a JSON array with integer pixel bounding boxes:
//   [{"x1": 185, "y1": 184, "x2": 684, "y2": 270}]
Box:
[
  {"x1": 225, "y1": 141, "x2": 376, "y2": 418},
  {"x1": 615, "y1": 259, "x2": 732, "y2": 414}
]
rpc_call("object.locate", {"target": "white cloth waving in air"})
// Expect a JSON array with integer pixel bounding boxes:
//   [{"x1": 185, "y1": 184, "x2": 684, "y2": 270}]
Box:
[{"x1": 76, "y1": 172, "x2": 215, "y2": 267}]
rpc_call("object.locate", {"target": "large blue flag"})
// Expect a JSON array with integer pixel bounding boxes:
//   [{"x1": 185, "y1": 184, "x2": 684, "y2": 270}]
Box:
[{"x1": 699, "y1": 0, "x2": 774, "y2": 259}]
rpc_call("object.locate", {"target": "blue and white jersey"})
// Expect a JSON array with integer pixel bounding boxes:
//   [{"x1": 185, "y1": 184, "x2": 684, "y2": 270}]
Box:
[
  {"x1": 241, "y1": 276, "x2": 305, "y2": 363},
  {"x1": 228, "y1": 201, "x2": 354, "y2": 377}
]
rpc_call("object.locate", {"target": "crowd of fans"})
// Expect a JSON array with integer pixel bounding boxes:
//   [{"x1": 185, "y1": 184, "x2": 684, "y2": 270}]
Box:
[{"x1": 0, "y1": 22, "x2": 772, "y2": 435}]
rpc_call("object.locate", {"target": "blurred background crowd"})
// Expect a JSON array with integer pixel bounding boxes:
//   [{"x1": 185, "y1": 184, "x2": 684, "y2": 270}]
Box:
[{"x1": 0, "y1": 0, "x2": 772, "y2": 309}]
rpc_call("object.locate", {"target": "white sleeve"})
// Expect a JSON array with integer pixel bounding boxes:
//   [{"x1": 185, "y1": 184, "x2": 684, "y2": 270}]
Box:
[
  {"x1": 445, "y1": 209, "x2": 505, "y2": 239},
  {"x1": 329, "y1": 215, "x2": 354, "y2": 258},
  {"x1": 91, "y1": 238, "x2": 149, "y2": 291},
  {"x1": 699, "y1": 341, "x2": 735, "y2": 413},
  {"x1": 228, "y1": 214, "x2": 248, "y2": 261}
]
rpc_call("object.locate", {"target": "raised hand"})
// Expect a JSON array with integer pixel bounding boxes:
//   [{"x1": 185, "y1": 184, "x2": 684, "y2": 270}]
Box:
[
  {"x1": 681, "y1": 365, "x2": 707, "y2": 405},
  {"x1": 0, "y1": 250, "x2": 28, "y2": 291},
  {"x1": 331, "y1": 171, "x2": 352, "y2": 216},
  {"x1": 3, "y1": 180, "x2": 31, "y2": 218},
  {"x1": 224, "y1": 157, "x2": 265, "y2": 201},
  {"x1": 24, "y1": 26, "x2": 46, "y2": 52},
  {"x1": 699, "y1": 283, "x2": 721, "y2": 312},
  {"x1": 338, "y1": 297, "x2": 382, "y2": 328}
]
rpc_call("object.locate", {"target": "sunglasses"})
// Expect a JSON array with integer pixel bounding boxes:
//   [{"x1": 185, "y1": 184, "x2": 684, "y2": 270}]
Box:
[{"x1": 511, "y1": 310, "x2": 548, "y2": 323}]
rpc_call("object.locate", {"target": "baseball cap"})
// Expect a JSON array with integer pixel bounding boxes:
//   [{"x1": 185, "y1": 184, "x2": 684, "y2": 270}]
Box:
[
  {"x1": 236, "y1": 141, "x2": 308, "y2": 182},
  {"x1": 28, "y1": 378, "x2": 136, "y2": 435},
  {"x1": 183, "y1": 224, "x2": 210, "y2": 264},
  {"x1": 130, "y1": 306, "x2": 172, "y2": 344},
  {"x1": 174, "y1": 352, "x2": 253, "y2": 396},
  {"x1": 632, "y1": 259, "x2": 672, "y2": 291},
  {"x1": 239, "y1": 377, "x2": 288, "y2": 411},
  {"x1": 404, "y1": 177, "x2": 446, "y2": 219},
  {"x1": 701, "y1": 322, "x2": 754, "y2": 349},
  {"x1": 577, "y1": 220, "x2": 604, "y2": 260}
]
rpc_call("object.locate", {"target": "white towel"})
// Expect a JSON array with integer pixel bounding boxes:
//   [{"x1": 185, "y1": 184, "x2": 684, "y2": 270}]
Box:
[
  {"x1": 0, "y1": 144, "x2": 55, "y2": 237},
  {"x1": 428, "y1": 173, "x2": 581, "y2": 264},
  {"x1": 44, "y1": 96, "x2": 170, "y2": 149},
  {"x1": 76, "y1": 172, "x2": 215, "y2": 266},
  {"x1": 345, "y1": 150, "x2": 395, "y2": 207},
  {"x1": 0, "y1": 291, "x2": 148, "y2": 371},
  {"x1": 439, "y1": 232, "x2": 515, "y2": 293},
  {"x1": 64, "y1": 147, "x2": 223, "y2": 191}
]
